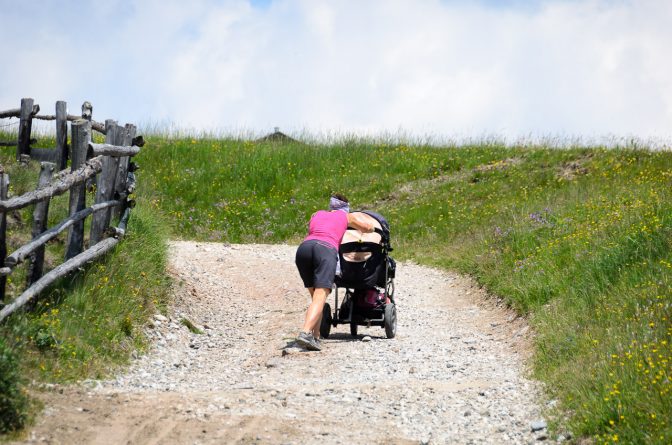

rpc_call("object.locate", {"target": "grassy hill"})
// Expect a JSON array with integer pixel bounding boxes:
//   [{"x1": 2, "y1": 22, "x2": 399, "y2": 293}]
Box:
[
  {"x1": 1, "y1": 133, "x2": 670, "y2": 443},
  {"x1": 138, "y1": 137, "x2": 671, "y2": 444}
]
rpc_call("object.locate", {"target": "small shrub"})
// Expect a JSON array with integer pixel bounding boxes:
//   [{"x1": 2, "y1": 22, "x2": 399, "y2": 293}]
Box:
[
  {"x1": 180, "y1": 318, "x2": 203, "y2": 334},
  {"x1": 120, "y1": 315, "x2": 133, "y2": 337},
  {"x1": 0, "y1": 337, "x2": 29, "y2": 434},
  {"x1": 34, "y1": 330, "x2": 56, "y2": 350}
]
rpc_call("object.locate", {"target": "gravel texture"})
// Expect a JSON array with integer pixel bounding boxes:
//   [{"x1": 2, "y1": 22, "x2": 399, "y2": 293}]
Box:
[{"x1": 15, "y1": 242, "x2": 552, "y2": 445}]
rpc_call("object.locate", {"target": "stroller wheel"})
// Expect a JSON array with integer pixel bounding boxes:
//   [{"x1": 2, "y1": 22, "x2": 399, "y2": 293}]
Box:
[
  {"x1": 384, "y1": 303, "x2": 397, "y2": 339},
  {"x1": 320, "y1": 303, "x2": 332, "y2": 339}
]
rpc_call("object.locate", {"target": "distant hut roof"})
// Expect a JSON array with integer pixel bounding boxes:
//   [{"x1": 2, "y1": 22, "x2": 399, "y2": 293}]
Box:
[{"x1": 256, "y1": 127, "x2": 299, "y2": 143}]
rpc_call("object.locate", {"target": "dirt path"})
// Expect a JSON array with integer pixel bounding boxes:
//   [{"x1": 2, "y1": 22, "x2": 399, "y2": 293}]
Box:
[{"x1": 14, "y1": 242, "x2": 549, "y2": 444}]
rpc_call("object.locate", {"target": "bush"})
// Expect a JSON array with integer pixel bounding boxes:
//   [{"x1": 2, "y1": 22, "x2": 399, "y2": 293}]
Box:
[{"x1": 0, "y1": 336, "x2": 29, "y2": 433}]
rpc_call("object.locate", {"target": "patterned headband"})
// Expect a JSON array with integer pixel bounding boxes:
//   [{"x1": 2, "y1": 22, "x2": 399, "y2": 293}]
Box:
[{"x1": 329, "y1": 196, "x2": 350, "y2": 213}]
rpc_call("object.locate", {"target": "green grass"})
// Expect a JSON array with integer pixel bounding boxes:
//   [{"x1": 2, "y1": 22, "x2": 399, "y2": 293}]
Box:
[
  {"x1": 0, "y1": 134, "x2": 172, "y2": 433},
  {"x1": 2, "y1": 203, "x2": 172, "y2": 381},
  {"x1": 0, "y1": 336, "x2": 31, "y2": 435},
  {"x1": 1, "y1": 130, "x2": 670, "y2": 443},
  {"x1": 137, "y1": 136, "x2": 671, "y2": 444}
]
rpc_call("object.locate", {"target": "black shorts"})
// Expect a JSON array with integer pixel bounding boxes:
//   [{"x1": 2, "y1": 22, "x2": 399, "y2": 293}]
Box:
[{"x1": 295, "y1": 240, "x2": 338, "y2": 289}]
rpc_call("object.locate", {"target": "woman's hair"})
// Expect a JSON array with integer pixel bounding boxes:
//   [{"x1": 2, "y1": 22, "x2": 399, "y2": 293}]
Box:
[{"x1": 331, "y1": 193, "x2": 349, "y2": 203}]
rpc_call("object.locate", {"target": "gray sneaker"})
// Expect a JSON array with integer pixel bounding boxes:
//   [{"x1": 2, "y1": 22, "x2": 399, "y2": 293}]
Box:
[{"x1": 296, "y1": 331, "x2": 322, "y2": 351}]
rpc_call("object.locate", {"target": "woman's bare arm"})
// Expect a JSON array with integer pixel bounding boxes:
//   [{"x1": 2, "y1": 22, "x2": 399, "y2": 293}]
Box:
[{"x1": 347, "y1": 212, "x2": 375, "y2": 233}]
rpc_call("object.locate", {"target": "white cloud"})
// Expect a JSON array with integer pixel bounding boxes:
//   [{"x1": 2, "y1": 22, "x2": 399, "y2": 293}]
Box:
[{"x1": 1, "y1": 0, "x2": 671, "y2": 142}]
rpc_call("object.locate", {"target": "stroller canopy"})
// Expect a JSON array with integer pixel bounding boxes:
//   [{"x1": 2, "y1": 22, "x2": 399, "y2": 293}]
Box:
[
  {"x1": 360, "y1": 210, "x2": 390, "y2": 248},
  {"x1": 336, "y1": 210, "x2": 393, "y2": 289}
]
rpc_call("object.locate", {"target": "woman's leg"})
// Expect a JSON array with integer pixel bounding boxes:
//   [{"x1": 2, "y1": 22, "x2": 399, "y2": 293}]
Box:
[
  {"x1": 302, "y1": 287, "x2": 330, "y2": 339},
  {"x1": 306, "y1": 287, "x2": 316, "y2": 335}
]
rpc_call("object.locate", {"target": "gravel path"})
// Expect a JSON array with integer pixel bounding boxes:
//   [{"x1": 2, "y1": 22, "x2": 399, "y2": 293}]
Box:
[{"x1": 16, "y1": 242, "x2": 550, "y2": 444}]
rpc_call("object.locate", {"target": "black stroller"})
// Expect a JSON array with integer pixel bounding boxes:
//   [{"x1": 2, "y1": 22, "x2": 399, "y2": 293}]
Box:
[{"x1": 320, "y1": 211, "x2": 397, "y2": 339}]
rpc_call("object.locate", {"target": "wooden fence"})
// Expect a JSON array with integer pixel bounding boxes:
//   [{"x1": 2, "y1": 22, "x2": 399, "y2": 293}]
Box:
[{"x1": 0, "y1": 97, "x2": 143, "y2": 322}]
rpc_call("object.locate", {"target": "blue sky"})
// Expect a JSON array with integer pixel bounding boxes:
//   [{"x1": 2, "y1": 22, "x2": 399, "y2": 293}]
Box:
[{"x1": 1, "y1": 0, "x2": 671, "y2": 142}]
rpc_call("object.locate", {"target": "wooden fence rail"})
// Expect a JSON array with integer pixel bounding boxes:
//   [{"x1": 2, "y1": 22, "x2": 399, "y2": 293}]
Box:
[
  {"x1": 0, "y1": 98, "x2": 142, "y2": 322},
  {"x1": 0, "y1": 98, "x2": 108, "y2": 167}
]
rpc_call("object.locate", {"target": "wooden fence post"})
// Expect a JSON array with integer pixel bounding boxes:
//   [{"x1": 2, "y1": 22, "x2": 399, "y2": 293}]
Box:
[
  {"x1": 82, "y1": 101, "x2": 95, "y2": 192},
  {"x1": 81, "y1": 101, "x2": 92, "y2": 122},
  {"x1": 112, "y1": 124, "x2": 136, "y2": 221},
  {"x1": 26, "y1": 162, "x2": 56, "y2": 288},
  {"x1": 55, "y1": 101, "x2": 68, "y2": 171},
  {"x1": 65, "y1": 119, "x2": 91, "y2": 260},
  {"x1": 0, "y1": 169, "x2": 8, "y2": 303},
  {"x1": 120, "y1": 124, "x2": 137, "y2": 192},
  {"x1": 90, "y1": 121, "x2": 120, "y2": 245},
  {"x1": 17, "y1": 98, "x2": 34, "y2": 160}
]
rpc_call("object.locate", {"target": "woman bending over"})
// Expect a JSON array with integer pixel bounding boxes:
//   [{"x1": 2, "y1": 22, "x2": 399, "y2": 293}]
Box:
[{"x1": 294, "y1": 194, "x2": 374, "y2": 351}]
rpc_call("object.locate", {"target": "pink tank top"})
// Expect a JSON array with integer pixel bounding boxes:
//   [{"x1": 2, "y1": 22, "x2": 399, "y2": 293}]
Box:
[{"x1": 304, "y1": 210, "x2": 348, "y2": 250}]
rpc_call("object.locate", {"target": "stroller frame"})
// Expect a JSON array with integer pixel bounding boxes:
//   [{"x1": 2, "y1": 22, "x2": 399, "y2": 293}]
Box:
[{"x1": 320, "y1": 211, "x2": 397, "y2": 339}]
